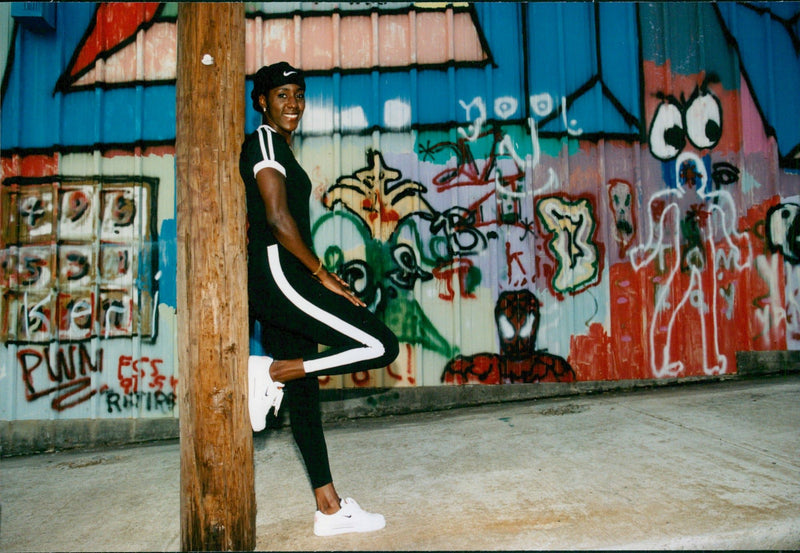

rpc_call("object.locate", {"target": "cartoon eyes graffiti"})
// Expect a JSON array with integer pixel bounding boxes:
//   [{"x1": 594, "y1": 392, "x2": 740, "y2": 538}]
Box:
[
  {"x1": 685, "y1": 89, "x2": 722, "y2": 149},
  {"x1": 648, "y1": 85, "x2": 723, "y2": 161},
  {"x1": 649, "y1": 100, "x2": 684, "y2": 160}
]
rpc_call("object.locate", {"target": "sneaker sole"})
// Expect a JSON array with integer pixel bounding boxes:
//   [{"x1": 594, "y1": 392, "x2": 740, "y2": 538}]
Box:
[
  {"x1": 314, "y1": 518, "x2": 386, "y2": 536},
  {"x1": 248, "y1": 360, "x2": 268, "y2": 432}
]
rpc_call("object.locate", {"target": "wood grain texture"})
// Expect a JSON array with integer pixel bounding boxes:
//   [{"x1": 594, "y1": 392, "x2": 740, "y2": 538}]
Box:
[{"x1": 175, "y1": 3, "x2": 254, "y2": 551}]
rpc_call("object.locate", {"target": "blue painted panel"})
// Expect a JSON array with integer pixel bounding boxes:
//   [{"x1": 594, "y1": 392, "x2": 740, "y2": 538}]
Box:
[
  {"x1": 415, "y1": 69, "x2": 451, "y2": 126},
  {"x1": 598, "y1": 2, "x2": 640, "y2": 125},
  {"x1": 59, "y1": 89, "x2": 96, "y2": 147},
  {"x1": 454, "y1": 66, "x2": 492, "y2": 122},
  {"x1": 527, "y1": 3, "x2": 591, "y2": 101},
  {"x1": 2, "y1": 2, "x2": 798, "y2": 155},
  {"x1": 13, "y1": 28, "x2": 62, "y2": 146},
  {"x1": 102, "y1": 88, "x2": 135, "y2": 145},
  {"x1": 340, "y1": 72, "x2": 376, "y2": 131},
  {"x1": 2, "y1": 2, "x2": 95, "y2": 150},
  {"x1": 476, "y1": 2, "x2": 523, "y2": 119},
  {"x1": 717, "y1": 2, "x2": 800, "y2": 159},
  {"x1": 379, "y1": 71, "x2": 413, "y2": 130},
  {"x1": 244, "y1": 79, "x2": 262, "y2": 134},
  {"x1": 304, "y1": 74, "x2": 336, "y2": 133},
  {"x1": 142, "y1": 86, "x2": 176, "y2": 143}
]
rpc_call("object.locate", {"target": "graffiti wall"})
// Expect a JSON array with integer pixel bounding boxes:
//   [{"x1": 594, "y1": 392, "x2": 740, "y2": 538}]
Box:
[{"x1": 2, "y1": 2, "x2": 799, "y2": 424}]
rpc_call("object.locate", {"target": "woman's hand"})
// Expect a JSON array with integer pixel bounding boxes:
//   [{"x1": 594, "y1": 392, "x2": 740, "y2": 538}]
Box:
[
  {"x1": 317, "y1": 270, "x2": 366, "y2": 307},
  {"x1": 256, "y1": 168, "x2": 363, "y2": 306}
]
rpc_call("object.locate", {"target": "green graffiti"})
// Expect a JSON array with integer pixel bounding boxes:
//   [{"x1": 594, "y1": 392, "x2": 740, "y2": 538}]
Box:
[
  {"x1": 312, "y1": 206, "x2": 456, "y2": 357},
  {"x1": 383, "y1": 296, "x2": 456, "y2": 359},
  {"x1": 536, "y1": 195, "x2": 601, "y2": 294}
]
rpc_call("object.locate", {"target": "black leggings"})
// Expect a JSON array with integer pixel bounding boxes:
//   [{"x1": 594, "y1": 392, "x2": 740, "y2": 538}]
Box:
[{"x1": 251, "y1": 244, "x2": 399, "y2": 489}]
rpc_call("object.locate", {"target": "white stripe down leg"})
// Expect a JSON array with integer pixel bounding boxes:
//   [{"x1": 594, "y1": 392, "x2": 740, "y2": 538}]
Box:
[{"x1": 266, "y1": 245, "x2": 385, "y2": 374}]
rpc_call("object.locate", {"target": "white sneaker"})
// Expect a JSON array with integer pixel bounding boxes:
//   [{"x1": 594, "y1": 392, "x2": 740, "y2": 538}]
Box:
[
  {"x1": 313, "y1": 497, "x2": 386, "y2": 537},
  {"x1": 248, "y1": 355, "x2": 284, "y2": 432}
]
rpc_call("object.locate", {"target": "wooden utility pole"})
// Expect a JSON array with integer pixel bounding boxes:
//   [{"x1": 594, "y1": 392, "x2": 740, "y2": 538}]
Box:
[{"x1": 176, "y1": 3, "x2": 254, "y2": 551}]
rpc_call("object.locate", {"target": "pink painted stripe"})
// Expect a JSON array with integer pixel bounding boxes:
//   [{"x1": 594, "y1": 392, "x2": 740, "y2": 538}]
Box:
[{"x1": 66, "y1": 10, "x2": 488, "y2": 89}]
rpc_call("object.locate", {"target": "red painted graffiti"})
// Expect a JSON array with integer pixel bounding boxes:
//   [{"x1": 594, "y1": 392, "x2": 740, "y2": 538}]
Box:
[
  {"x1": 432, "y1": 259, "x2": 476, "y2": 301},
  {"x1": 17, "y1": 347, "x2": 175, "y2": 412},
  {"x1": 17, "y1": 344, "x2": 107, "y2": 411},
  {"x1": 117, "y1": 355, "x2": 173, "y2": 394}
]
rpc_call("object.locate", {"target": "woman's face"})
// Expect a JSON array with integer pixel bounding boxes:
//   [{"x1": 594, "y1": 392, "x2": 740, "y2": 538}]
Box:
[{"x1": 261, "y1": 84, "x2": 305, "y2": 140}]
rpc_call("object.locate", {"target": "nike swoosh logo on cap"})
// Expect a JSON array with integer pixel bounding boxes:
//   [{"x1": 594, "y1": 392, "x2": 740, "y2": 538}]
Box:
[{"x1": 283, "y1": 70, "x2": 297, "y2": 76}]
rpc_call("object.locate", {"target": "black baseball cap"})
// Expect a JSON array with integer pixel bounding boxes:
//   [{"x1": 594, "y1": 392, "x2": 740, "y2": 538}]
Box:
[{"x1": 251, "y1": 62, "x2": 305, "y2": 110}]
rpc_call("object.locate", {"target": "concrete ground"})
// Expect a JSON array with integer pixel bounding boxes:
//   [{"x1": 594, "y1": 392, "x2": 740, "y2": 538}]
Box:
[{"x1": 2, "y1": 375, "x2": 799, "y2": 551}]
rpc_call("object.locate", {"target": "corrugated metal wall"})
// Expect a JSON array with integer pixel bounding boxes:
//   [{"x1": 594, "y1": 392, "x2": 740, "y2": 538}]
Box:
[{"x1": 1, "y1": 2, "x2": 799, "y2": 427}]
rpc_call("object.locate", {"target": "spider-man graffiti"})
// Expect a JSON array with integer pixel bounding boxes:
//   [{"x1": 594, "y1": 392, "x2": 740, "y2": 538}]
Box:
[
  {"x1": 442, "y1": 290, "x2": 575, "y2": 384},
  {"x1": 630, "y1": 75, "x2": 752, "y2": 378}
]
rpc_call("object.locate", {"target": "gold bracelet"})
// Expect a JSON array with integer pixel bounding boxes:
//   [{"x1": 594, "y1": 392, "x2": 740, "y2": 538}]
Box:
[{"x1": 312, "y1": 259, "x2": 323, "y2": 275}]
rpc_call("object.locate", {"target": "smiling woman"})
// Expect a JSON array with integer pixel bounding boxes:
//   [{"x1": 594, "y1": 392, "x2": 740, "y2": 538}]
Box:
[
  {"x1": 256, "y1": 67, "x2": 305, "y2": 142},
  {"x1": 240, "y1": 61, "x2": 399, "y2": 538}
]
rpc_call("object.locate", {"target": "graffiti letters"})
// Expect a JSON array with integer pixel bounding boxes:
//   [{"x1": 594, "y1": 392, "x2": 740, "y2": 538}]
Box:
[
  {"x1": 428, "y1": 207, "x2": 488, "y2": 260},
  {"x1": 432, "y1": 259, "x2": 478, "y2": 301},
  {"x1": 536, "y1": 195, "x2": 601, "y2": 294},
  {"x1": 103, "y1": 390, "x2": 177, "y2": 414},
  {"x1": 387, "y1": 244, "x2": 432, "y2": 290},
  {"x1": 117, "y1": 355, "x2": 172, "y2": 395},
  {"x1": 17, "y1": 343, "x2": 106, "y2": 411},
  {"x1": 1, "y1": 178, "x2": 158, "y2": 345},
  {"x1": 15, "y1": 345, "x2": 174, "y2": 413}
]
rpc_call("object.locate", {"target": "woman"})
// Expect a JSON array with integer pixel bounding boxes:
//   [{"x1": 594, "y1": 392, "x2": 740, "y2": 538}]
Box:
[{"x1": 241, "y1": 61, "x2": 399, "y2": 537}]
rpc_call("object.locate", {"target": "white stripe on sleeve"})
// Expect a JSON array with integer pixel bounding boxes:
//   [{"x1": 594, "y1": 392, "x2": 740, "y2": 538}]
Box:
[{"x1": 254, "y1": 126, "x2": 286, "y2": 177}]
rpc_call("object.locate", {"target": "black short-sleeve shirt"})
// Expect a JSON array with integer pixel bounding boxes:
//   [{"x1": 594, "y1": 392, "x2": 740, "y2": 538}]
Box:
[{"x1": 239, "y1": 124, "x2": 313, "y2": 262}]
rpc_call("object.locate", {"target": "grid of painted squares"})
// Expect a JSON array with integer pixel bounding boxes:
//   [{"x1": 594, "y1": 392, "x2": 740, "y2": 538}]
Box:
[{"x1": 0, "y1": 177, "x2": 158, "y2": 343}]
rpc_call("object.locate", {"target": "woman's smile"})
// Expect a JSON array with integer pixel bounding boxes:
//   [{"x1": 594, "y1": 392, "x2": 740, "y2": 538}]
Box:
[{"x1": 263, "y1": 84, "x2": 305, "y2": 140}]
